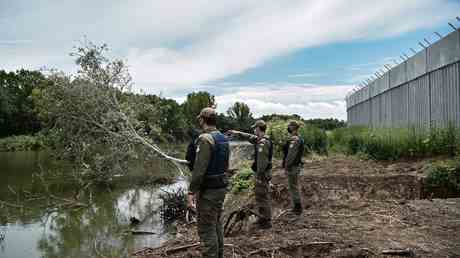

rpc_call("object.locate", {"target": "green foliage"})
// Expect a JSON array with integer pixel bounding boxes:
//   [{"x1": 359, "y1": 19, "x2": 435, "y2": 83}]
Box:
[
  {"x1": 425, "y1": 159, "x2": 460, "y2": 193},
  {"x1": 304, "y1": 118, "x2": 346, "y2": 131},
  {"x1": 257, "y1": 114, "x2": 346, "y2": 131},
  {"x1": 226, "y1": 102, "x2": 255, "y2": 132},
  {"x1": 258, "y1": 114, "x2": 302, "y2": 123},
  {"x1": 267, "y1": 119, "x2": 328, "y2": 156},
  {"x1": 231, "y1": 164, "x2": 254, "y2": 194},
  {"x1": 216, "y1": 113, "x2": 237, "y2": 132},
  {"x1": 0, "y1": 69, "x2": 47, "y2": 137},
  {"x1": 181, "y1": 91, "x2": 215, "y2": 126},
  {"x1": 329, "y1": 126, "x2": 460, "y2": 160},
  {"x1": 301, "y1": 125, "x2": 328, "y2": 155},
  {"x1": 141, "y1": 95, "x2": 187, "y2": 142},
  {"x1": 0, "y1": 134, "x2": 45, "y2": 152}
]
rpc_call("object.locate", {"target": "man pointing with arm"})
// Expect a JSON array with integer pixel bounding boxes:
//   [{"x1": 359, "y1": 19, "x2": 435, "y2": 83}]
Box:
[{"x1": 228, "y1": 120, "x2": 273, "y2": 229}]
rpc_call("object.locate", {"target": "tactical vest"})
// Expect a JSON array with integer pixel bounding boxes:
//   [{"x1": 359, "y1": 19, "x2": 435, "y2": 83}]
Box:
[
  {"x1": 282, "y1": 136, "x2": 304, "y2": 168},
  {"x1": 206, "y1": 131, "x2": 230, "y2": 176},
  {"x1": 251, "y1": 137, "x2": 273, "y2": 172}
]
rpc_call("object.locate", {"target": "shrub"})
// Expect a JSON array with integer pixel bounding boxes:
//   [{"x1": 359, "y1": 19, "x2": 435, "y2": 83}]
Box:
[
  {"x1": 424, "y1": 159, "x2": 460, "y2": 193},
  {"x1": 267, "y1": 119, "x2": 328, "y2": 156},
  {"x1": 230, "y1": 167, "x2": 254, "y2": 194}
]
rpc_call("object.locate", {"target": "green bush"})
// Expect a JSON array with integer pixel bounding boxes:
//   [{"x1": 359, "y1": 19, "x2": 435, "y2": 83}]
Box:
[
  {"x1": 267, "y1": 119, "x2": 328, "y2": 156},
  {"x1": 230, "y1": 167, "x2": 254, "y2": 194},
  {"x1": 329, "y1": 125, "x2": 460, "y2": 160},
  {"x1": 0, "y1": 134, "x2": 46, "y2": 152},
  {"x1": 425, "y1": 159, "x2": 460, "y2": 192}
]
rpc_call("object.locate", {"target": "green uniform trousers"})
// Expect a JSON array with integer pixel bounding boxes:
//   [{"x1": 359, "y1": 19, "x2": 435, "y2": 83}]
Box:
[
  {"x1": 254, "y1": 174, "x2": 271, "y2": 222},
  {"x1": 197, "y1": 187, "x2": 227, "y2": 258},
  {"x1": 287, "y1": 166, "x2": 301, "y2": 206}
]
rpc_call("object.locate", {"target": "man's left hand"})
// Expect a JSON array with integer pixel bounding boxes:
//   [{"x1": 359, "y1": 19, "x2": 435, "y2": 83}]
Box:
[{"x1": 187, "y1": 192, "x2": 196, "y2": 210}]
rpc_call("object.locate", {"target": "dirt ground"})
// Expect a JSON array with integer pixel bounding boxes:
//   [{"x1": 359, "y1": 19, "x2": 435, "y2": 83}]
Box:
[{"x1": 134, "y1": 155, "x2": 460, "y2": 258}]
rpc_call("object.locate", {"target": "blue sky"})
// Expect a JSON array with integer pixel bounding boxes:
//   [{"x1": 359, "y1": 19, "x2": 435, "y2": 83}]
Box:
[{"x1": 1, "y1": 0, "x2": 459, "y2": 120}]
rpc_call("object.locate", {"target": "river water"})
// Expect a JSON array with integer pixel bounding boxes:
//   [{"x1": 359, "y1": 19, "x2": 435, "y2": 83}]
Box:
[{"x1": 0, "y1": 151, "x2": 186, "y2": 258}]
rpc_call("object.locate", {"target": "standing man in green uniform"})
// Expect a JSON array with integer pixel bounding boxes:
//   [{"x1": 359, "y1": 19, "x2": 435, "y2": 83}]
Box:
[
  {"x1": 187, "y1": 107, "x2": 229, "y2": 258},
  {"x1": 282, "y1": 121, "x2": 304, "y2": 215},
  {"x1": 228, "y1": 120, "x2": 273, "y2": 229}
]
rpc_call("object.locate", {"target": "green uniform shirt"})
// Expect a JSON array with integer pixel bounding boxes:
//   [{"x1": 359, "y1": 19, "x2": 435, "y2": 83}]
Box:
[
  {"x1": 234, "y1": 132, "x2": 271, "y2": 178},
  {"x1": 189, "y1": 127, "x2": 217, "y2": 193},
  {"x1": 285, "y1": 135, "x2": 302, "y2": 170}
]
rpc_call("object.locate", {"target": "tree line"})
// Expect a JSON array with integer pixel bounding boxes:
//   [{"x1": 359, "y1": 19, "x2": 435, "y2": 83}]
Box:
[{"x1": 0, "y1": 69, "x2": 346, "y2": 141}]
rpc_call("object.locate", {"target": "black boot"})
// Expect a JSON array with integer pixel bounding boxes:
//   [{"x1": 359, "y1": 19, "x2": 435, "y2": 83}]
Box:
[{"x1": 291, "y1": 202, "x2": 302, "y2": 215}]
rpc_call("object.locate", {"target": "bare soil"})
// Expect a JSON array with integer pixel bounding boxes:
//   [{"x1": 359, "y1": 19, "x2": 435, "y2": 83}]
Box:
[{"x1": 134, "y1": 155, "x2": 460, "y2": 258}]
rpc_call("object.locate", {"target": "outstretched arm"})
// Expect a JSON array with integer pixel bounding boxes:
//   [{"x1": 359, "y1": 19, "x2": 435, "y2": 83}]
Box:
[{"x1": 228, "y1": 130, "x2": 257, "y2": 144}]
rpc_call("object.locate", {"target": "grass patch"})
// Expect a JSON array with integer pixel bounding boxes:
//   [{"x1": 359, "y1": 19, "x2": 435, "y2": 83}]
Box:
[{"x1": 329, "y1": 125, "x2": 460, "y2": 161}]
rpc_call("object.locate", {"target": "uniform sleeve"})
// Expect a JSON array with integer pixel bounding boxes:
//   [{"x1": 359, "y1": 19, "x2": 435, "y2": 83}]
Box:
[
  {"x1": 189, "y1": 135, "x2": 213, "y2": 193},
  {"x1": 234, "y1": 131, "x2": 258, "y2": 144},
  {"x1": 256, "y1": 139, "x2": 271, "y2": 178},
  {"x1": 285, "y1": 137, "x2": 301, "y2": 170}
]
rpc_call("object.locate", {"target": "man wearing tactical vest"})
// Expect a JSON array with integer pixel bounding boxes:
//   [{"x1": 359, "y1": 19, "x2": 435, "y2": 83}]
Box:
[
  {"x1": 228, "y1": 120, "x2": 273, "y2": 229},
  {"x1": 187, "y1": 107, "x2": 229, "y2": 258},
  {"x1": 282, "y1": 120, "x2": 304, "y2": 215}
]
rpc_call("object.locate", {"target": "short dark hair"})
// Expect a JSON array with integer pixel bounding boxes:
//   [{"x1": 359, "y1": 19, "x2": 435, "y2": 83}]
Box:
[
  {"x1": 202, "y1": 116, "x2": 217, "y2": 126},
  {"x1": 258, "y1": 124, "x2": 267, "y2": 132}
]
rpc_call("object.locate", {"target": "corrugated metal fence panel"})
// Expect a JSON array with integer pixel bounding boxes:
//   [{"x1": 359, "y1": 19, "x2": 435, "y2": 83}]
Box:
[
  {"x1": 347, "y1": 31, "x2": 460, "y2": 128},
  {"x1": 443, "y1": 63, "x2": 460, "y2": 127},
  {"x1": 390, "y1": 62, "x2": 407, "y2": 89},
  {"x1": 353, "y1": 101, "x2": 362, "y2": 126},
  {"x1": 430, "y1": 66, "x2": 446, "y2": 128},
  {"x1": 369, "y1": 81, "x2": 377, "y2": 98},
  {"x1": 427, "y1": 30, "x2": 460, "y2": 72},
  {"x1": 407, "y1": 49, "x2": 427, "y2": 82},
  {"x1": 380, "y1": 92, "x2": 392, "y2": 127},
  {"x1": 408, "y1": 76, "x2": 430, "y2": 129},
  {"x1": 348, "y1": 106, "x2": 355, "y2": 125},
  {"x1": 371, "y1": 95, "x2": 381, "y2": 128},
  {"x1": 363, "y1": 100, "x2": 371, "y2": 126},
  {"x1": 431, "y1": 63, "x2": 460, "y2": 128},
  {"x1": 390, "y1": 84, "x2": 409, "y2": 128},
  {"x1": 377, "y1": 73, "x2": 390, "y2": 95}
]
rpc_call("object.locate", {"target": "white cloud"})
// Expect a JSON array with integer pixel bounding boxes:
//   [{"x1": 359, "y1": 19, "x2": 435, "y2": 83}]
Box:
[
  {"x1": 125, "y1": 0, "x2": 458, "y2": 89},
  {"x1": 213, "y1": 83, "x2": 353, "y2": 120},
  {"x1": 1, "y1": 0, "x2": 458, "y2": 92}
]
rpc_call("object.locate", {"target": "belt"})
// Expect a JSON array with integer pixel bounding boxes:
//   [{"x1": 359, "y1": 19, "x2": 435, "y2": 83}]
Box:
[{"x1": 202, "y1": 174, "x2": 228, "y2": 189}]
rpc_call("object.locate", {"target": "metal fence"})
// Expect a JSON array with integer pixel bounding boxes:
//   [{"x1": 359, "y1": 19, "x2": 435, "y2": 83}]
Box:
[{"x1": 346, "y1": 28, "x2": 460, "y2": 129}]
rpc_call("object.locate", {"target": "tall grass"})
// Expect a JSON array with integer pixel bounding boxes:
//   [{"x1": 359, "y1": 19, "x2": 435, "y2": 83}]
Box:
[{"x1": 329, "y1": 124, "x2": 460, "y2": 160}]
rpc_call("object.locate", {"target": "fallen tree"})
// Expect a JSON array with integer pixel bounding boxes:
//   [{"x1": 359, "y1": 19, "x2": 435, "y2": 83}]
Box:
[{"x1": 34, "y1": 40, "x2": 188, "y2": 182}]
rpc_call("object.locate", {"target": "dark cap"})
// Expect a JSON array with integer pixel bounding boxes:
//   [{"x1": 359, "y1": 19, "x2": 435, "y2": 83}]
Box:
[
  {"x1": 288, "y1": 120, "x2": 301, "y2": 129},
  {"x1": 197, "y1": 107, "x2": 217, "y2": 119},
  {"x1": 251, "y1": 120, "x2": 267, "y2": 129}
]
